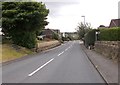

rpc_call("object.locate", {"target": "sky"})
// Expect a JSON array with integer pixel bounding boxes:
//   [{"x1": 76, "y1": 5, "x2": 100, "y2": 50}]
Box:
[{"x1": 36, "y1": 0, "x2": 120, "y2": 32}]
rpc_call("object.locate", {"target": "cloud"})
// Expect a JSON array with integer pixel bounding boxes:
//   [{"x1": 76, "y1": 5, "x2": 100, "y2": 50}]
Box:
[
  {"x1": 43, "y1": 2, "x2": 80, "y2": 17},
  {"x1": 37, "y1": 0, "x2": 119, "y2": 32}
]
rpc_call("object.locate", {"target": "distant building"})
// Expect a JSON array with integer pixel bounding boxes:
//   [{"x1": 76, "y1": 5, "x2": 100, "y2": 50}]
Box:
[
  {"x1": 65, "y1": 32, "x2": 78, "y2": 40},
  {"x1": 42, "y1": 28, "x2": 53, "y2": 39},
  {"x1": 98, "y1": 25, "x2": 108, "y2": 29},
  {"x1": 37, "y1": 28, "x2": 61, "y2": 40},
  {"x1": 109, "y1": 19, "x2": 120, "y2": 28}
]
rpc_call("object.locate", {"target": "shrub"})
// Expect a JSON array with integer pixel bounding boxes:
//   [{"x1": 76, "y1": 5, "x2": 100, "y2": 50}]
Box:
[
  {"x1": 12, "y1": 32, "x2": 36, "y2": 49},
  {"x1": 52, "y1": 32, "x2": 59, "y2": 40},
  {"x1": 99, "y1": 27, "x2": 120, "y2": 41},
  {"x1": 84, "y1": 27, "x2": 120, "y2": 48},
  {"x1": 84, "y1": 29, "x2": 96, "y2": 48}
]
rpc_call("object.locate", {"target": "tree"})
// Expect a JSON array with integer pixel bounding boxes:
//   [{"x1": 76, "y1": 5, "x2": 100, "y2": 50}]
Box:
[
  {"x1": 52, "y1": 32, "x2": 59, "y2": 40},
  {"x1": 76, "y1": 22, "x2": 91, "y2": 40},
  {"x1": 2, "y1": 2, "x2": 49, "y2": 48}
]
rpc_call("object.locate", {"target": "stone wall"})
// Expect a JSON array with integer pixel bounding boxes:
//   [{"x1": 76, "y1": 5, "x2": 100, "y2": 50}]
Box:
[
  {"x1": 95, "y1": 41, "x2": 120, "y2": 60},
  {"x1": 36, "y1": 40, "x2": 61, "y2": 52}
]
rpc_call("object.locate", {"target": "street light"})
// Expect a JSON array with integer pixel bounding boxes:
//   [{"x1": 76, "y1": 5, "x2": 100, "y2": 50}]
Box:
[{"x1": 81, "y1": 16, "x2": 85, "y2": 25}]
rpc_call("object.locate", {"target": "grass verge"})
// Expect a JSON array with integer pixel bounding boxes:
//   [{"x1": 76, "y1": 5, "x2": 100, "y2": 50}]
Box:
[
  {"x1": 1, "y1": 40, "x2": 60, "y2": 63},
  {"x1": 1, "y1": 44, "x2": 33, "y2": 63}
]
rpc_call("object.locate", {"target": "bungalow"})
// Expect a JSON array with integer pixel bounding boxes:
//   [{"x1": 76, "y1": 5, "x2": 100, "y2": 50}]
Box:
[{"x1": 109, "y1": 19, "x2": 120, "y2": 28}]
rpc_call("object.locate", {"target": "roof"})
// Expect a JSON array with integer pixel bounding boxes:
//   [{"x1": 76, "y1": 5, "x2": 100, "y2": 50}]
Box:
[{"x1": 109, "y1": 19, "x2": 120, "y2": 28}]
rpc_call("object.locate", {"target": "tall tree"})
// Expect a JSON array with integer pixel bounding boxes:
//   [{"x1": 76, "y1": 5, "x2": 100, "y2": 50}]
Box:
[
  {"x1": 2, "y1": 2, "x2": 49, "y2": 48},
  {"x1": 76, "y1": 22, "x2": 91, "y2": 40}
]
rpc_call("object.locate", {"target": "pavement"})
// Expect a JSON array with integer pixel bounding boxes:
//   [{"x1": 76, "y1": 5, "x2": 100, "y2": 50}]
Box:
[
  {"x1": 80, "y1": 44, "x2": 118, "y2": 84},
  {"x1": 2, "y1": 41, "x2": 107, "y2": 83}
]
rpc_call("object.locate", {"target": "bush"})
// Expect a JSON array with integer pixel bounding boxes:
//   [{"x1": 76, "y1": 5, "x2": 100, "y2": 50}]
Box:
[
  {"x1": 84, "y1": 27, "x2": 120, "y2": 48},
  {"x1": 99, "y1": 27, "x2": 120, "y2": 41},
  {"x1": 84, "y1": 29, "x2": 96, "y2": 48},
  {"x1": 52, "y1": 32, "x2": 59, "y2": 40},
  {"x1": 12, "y1": 32, "x2": 36, "y2": 49}
]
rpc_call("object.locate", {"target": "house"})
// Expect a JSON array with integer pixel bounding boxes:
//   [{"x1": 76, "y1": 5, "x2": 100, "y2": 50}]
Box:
[
  {"x1": 38, "y1": 28, "x2": 53, "y2": 39},
  {"x1": 109, "y1": 19, "x2": 120, "y2": 28},
  {"x1": 98, "y1": 25, "x2": 108, "y2": 29},
  {"x1": 37, "y1": 28, "x2": 61, "y2": 40}
]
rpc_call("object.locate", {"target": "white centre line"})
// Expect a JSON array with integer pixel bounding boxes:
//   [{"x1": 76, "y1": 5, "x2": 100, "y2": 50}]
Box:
[
  {"x1": 58, "y1": 51, "x2": 64, "y2": 56},
  {"x1": 65, "y1": 48, "x2": 68, "y2": 51},
  {"x1": 28, "y1": 58, "x2": 54, "y2": 77},
  {"x1": 68, "y1": 46, "x2": 71, "y2": 49}
]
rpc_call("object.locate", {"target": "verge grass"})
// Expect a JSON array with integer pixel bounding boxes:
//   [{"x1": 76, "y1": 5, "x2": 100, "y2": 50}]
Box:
[{"x1": 1, "y1": 44, "x2": 33, "y2": 63}]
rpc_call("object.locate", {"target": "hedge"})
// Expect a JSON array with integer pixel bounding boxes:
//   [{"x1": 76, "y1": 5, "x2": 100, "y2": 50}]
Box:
[
  {"x1": 84, "y1": 29, "x2": 96, "y2": 48},
  {"x1": 12, "y1": 32, "x2": 36, "y2": 49},
  {"x1": 99, "y1": 27, "x2": 120, "y2": 41},
  {"x1": 84, "y1": 27, "x2": 120, "y2": 48}
]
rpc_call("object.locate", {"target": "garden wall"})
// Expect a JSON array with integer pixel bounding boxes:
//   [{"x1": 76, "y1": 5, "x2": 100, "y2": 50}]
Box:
[{"x1": 95, "y1": 41, "x2": 120, "y2": 60}]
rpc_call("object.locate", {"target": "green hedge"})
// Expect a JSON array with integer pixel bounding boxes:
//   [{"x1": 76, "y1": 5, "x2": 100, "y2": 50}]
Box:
[
  {"x1": 84, "y1": 29, "x2": 96, "y2": 48},
  {"x1": 12, "y1": 32, "x2": 36, "y2": 49},
  {"x1": 84, "y1": 27, "x2": 120, "y2": 48},
  {"x1": 99, "y1": 27, "x2": 120, "y2": 41}
]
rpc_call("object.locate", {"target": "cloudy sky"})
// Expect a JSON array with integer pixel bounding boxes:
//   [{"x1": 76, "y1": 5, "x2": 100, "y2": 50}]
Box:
[{"x1": 37, "y1": 0, "x2": 119, "y2": 32}]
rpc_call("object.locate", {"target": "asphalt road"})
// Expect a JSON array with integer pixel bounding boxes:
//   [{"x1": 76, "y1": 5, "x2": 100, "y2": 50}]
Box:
[{"x1": 2, "y1": 41, "x2": 105, "y2": 83}]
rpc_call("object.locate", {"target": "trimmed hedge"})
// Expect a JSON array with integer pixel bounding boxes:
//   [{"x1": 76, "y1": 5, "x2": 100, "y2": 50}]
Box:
[
  {"x1": 99, "y1": 27, "x2": 120, "y2": 41},
  {"x1": 84, "y1": 29, "x2": 96, "y2": 48},
  {"x1": 84, "y1": 27, "x2": 120, "y2": 48},
  {"x1": 12, "y1": 32, "x2": 36, "y2": 49}
]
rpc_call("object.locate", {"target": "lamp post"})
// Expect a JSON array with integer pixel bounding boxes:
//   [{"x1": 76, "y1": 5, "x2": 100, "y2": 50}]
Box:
[{"x1": 81, "y1": 16, "x2": 85, "y2": 26}]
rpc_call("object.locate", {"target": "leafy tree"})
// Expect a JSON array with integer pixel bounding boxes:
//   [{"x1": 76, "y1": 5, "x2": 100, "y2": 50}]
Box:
[
  {"x1": 76, "y1": 22, "x2": 91, "y2": 40},
  {"x1": 52, "y1": 32, "x2": 59, "y2": 40},
  {"x1": 2, "y1": 2, "x2": 49, "y2": 48}
]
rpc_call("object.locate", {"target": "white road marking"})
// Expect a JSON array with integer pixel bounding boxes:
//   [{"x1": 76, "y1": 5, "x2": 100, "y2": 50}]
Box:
[
  {"x1": 65, "y1": 45, "x2": 73, "y2": 51},
  {"x1": 28, "y1": 58, "x2": 54, "y2": 77},
  {"x1": 68, "y1": 46, "x2": 71, "y2": 49},
  {"x1": 58, "y1": 51, "x2": 64, "y2": 56},
  {"x1": 65, "y1": 48, "x2": 68, "y2": 51}
]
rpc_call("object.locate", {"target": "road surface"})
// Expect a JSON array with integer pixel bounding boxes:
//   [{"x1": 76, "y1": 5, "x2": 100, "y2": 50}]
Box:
[{"x1": 2, "y1": 41, "x2": 105, "y2": 83}]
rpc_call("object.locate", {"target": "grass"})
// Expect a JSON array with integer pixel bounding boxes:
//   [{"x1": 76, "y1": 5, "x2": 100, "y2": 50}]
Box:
[
  {"x1": 1, "y1": 39, "x2": 60, "y2": 63},
  {"x1": 1, "y1": 44, "x2": 33, "y2": 63}
]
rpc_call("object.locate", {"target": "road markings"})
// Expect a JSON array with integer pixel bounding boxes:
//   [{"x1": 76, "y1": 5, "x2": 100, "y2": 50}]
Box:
[
  {"x1": 65, "y1": 48, "x2": 68, "y2": 51},
  {"x1": 65, "y1": 45, "x2": 72, "y2": 51},
  {"x1": 58, "y1": 51, "x2": 64, "y2": 56},
  {"x1": 28, "y1": 58, "x2": 54, "y2": 77},
  {"x1": 68, "y1": 46, "x2": 71, "y2": 49}
]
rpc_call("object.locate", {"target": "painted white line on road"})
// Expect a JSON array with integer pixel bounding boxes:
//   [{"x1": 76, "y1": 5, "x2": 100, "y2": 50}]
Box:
[
  {"x1": 65, "y1": 48, "x2": 68, "y2": 51},
  {"x1": 68, "y1": 46, "x2": 71, "y2": 49},
  {"x1": 28, "y1": 58, "x2": 54, "y2": 77},
  {"x1": 58, "y1": 51, "x2": 64, "y2": 56}
]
